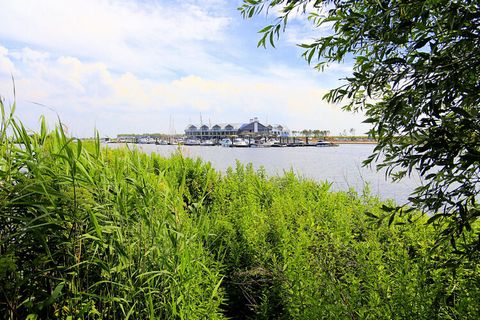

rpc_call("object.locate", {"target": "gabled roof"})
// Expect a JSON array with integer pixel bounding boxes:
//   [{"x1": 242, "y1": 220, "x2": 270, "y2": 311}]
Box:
[
  {"x1": 185, "y1": 123, "x2": 244, "y2": 130},
  {"x1": 184, "y1": 120, "x2": 289, "y2": 132},
  {"x1": 217, "y1": 123, "x2": 244, "y2": 130},
  {"x1": 269, "y1": 124, "x2": 290, "y2": 131}
]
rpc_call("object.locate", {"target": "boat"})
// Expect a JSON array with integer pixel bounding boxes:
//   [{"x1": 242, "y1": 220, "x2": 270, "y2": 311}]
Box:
[
  {"x1": 271, "y1": 142, "x2": 286, "y2": 147},
  {"x1": 315, "y1": 140, "x2": 339, "y2": 147},
  {"x1": 252, "y1": 139, "x2": 276, "y2": 148},
  {"x1": 232, "y1": 138, "x2": 249, "y2": 147},
  {"x1": 138, "y1": 137, "x2": 156, "y2": 144},
  {"x1": 183, "y1": 139, "x2": 201, "y2": 146},
  {"x1": 220, "y1": 138, "x2": 233, "y2": 147},
  {"x1": 287, "y1": 140, "x2": 306, "y2": 147},
  {"x1": 200, "y1": 139, "x2": 215, "y2": 146}
]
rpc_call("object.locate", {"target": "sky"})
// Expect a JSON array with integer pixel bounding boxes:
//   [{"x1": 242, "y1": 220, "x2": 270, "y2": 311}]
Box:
[{"x1": 0, "y1": 0, "x2": 370, "y2": 138}]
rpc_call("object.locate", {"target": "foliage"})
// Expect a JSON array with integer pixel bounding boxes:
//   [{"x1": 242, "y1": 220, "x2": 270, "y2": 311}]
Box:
[
  {"x1": 210, "y1": 165, "x2": 480, "y2": 319},
  {"x1": 239, "y1": 0, "x2": 480, "y2": 253},
  {"x1": 0, "y1": 100, "x2": 224, "y2": 319},
  {"x1": 1, "y1": 100, "x2": 479, "y2": 318}
]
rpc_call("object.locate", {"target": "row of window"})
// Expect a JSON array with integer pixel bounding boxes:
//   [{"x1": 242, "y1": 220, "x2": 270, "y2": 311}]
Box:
[{"x1": 186, "y1": 125, "x2": 285, "y2": 131}]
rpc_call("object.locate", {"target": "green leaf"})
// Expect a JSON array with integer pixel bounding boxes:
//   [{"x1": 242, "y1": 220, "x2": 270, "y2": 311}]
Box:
[
  {"x1": 384, "y1": 57, "x2": 406, "y2": 64},
  {"x1": 307, "y1": 48, "x2": 316, "y2": 64},
  {"x1": 381, "y1": 205, "x2": 395, "y2": 212},
  {"x1": 388, "y1": 212, "x2": 396, "y2": 226},
  {"x1": 269, "y1": 31, "x2": 276, "y2": 48},
  {"x1": 364, "y1": 211, "x2": 379, "y2": 219},
  {"x1": 258, "y1": 25, "x2": 273, "y2": 33},
  {"x1": 362, "y1": 118, "x2": 376, "y2": 124}
]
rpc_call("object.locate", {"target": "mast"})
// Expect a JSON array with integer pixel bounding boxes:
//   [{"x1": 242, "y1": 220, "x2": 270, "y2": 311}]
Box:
[{"x1": 200, "y1": 113, "x2": 203, "y2": 140}]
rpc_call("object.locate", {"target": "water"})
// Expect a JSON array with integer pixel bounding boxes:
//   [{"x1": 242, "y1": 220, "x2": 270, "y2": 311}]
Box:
[{"x1": 112, "y1": 143, "x2": 422, "y2": 204}]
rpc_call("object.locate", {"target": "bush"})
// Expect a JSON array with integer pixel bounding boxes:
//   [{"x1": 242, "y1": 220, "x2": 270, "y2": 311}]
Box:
[{"x1": 1, "y1": 103, "x2": 479, "y2": 319}]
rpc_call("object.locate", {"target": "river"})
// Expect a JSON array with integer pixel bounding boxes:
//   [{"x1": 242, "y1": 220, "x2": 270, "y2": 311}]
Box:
[{"x1": 111, "y1": 143, "x2": 422, "y2": 204}]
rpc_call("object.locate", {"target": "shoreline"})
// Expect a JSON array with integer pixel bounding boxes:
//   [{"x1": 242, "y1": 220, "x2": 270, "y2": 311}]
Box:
[{"x1": 106, "y1": 140, "x2": 378, "y2": 146}]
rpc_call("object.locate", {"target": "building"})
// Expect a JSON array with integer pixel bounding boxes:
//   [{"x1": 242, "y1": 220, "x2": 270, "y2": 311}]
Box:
[
  {"x1": 268, "y1": 124, "x2": 290, "y2": 137},
  {"x1": 185, "y1": 123, "x2": 241, "y2": 138},
  {"x1": 184, "y1": 117, "x2": 290, "y2": 139}
]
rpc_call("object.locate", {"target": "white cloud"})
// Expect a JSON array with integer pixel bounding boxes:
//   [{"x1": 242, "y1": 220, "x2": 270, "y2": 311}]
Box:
[
  {"x1": 264, "y1": 1, "x2": 334, "y2": 46},
  {"x1": 0, "y1": 46, "x2": 17, "y2": 74},
  {"x1": 0, "y1": 1, "x2": 368, "y2": 138},
  {"x1": 324, "y1": 62, "x2": 354, "y2": 74},
  {"x1": 0, "y1": 0, "x2": 231, "y2": 77},
  {"x1": 0, "y1": 48, "x2": 368, "y2": 137}
]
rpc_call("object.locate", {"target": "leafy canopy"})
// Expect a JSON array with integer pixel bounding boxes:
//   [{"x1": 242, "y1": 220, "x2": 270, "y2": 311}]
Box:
[{"x1": 239, "y1": 0, "x2": 480, "y2": 253}]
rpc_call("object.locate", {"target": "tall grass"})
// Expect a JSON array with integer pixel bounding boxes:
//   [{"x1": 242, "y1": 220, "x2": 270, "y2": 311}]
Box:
[
  {"x1": 0, "y1": 99, "x2": 479, "y2": 319},
  {"x1": 0, "y1": 100, "x2": 223, "y2": 319}
]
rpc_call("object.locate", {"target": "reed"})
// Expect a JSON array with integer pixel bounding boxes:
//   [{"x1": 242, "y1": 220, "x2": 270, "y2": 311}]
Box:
[{"x1": 0, "y1": 100, "x2": 479, "y2": 319}]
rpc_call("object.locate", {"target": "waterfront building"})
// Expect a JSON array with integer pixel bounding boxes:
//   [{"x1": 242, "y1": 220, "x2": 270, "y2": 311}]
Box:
[
  {"x1": 185, "y1": 123, "x2": 242, "y2": 138},
  {"x1": 267, "y1": 124, "x2": 290, "y2": 137},
  {"x1": 184, "y1": 117, "x2": 290, "y2": 139}
]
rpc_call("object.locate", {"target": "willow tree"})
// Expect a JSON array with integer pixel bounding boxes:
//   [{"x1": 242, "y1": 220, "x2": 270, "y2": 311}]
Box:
[{"x1": 240, "y1": 0, "x2": 480, "y2": 253}]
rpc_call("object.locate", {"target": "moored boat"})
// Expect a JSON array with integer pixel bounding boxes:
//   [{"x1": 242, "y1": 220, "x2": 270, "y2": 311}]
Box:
[
  {"x1": 315, "y1": 140, "x2": 339, "y2": 147},
  {"x1": 232, "y1": 138, "x2": 249, "y2": 147},
  {"x1": 200, "y1": 139, "x2": 215, "y2": 146},
  {"x1": 220, "y1": 138, "x2": 233, "y2": 147},
  {"x1": 184, "y1": 139, "x2": 201, "y2": 146}
]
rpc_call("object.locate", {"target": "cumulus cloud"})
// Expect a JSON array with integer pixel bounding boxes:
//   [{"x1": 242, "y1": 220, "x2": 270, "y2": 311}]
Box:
[
  {"x1": 0, "y1": 47, "x2": 367, "y2": 137},
  {"x1": 0, "y1": 1, "x2": 368, "y2": 137},
  {"x1": 0, "y1": 0, "x2": 231, "y2": 77},
  {"x1": 265, "y1": 2, "x2": 335, "y2": 47},
  {"x1": 0, "y1": 46, "x2": 17, "y2": 75}
]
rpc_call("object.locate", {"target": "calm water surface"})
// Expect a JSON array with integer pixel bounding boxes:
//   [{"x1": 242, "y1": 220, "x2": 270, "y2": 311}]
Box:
[{"x1": 112, "y1": 144, "x2": 422, "y2": 204}]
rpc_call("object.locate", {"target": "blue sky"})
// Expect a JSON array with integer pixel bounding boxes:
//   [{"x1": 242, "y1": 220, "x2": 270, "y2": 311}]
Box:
[{"x1": 0, "y1": 0, "x2": 369, "y2": 137}]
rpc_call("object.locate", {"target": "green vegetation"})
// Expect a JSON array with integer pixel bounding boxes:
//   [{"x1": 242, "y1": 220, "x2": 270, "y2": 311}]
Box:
[
  {"x1": 1, "y1": 101, "x2": 479, "y2": 319},
  {"x1": 239, "y1": 0, "x2": 480, "y2": 253}
]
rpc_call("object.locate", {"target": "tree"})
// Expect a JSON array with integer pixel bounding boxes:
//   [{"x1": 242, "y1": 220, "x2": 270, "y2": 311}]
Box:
[{"x1": 240, "y1": 0, "x2": 480, "y2": 253}]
